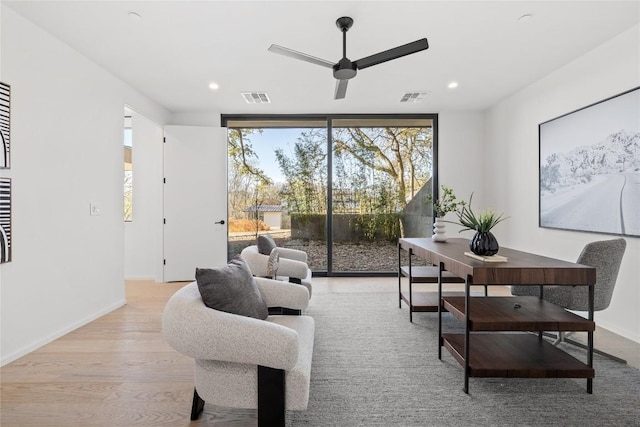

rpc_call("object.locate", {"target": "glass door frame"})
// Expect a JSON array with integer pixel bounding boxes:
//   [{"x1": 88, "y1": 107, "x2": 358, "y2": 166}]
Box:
[{"x1": 221, "y1": 113, "x2": 439, "y2": 277}]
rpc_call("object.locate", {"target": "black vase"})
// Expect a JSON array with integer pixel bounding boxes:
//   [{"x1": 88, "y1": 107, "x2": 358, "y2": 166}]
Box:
[{"x1": 470, "y1": 231, "x2": 499, "y2": 256}]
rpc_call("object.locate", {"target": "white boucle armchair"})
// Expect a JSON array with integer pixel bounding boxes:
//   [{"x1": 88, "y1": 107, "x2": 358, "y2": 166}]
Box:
[
  {"x1": 241, "y1": 245, "x2": 313, "y2": 297},
  {"x1": 162, "y1": 278, "x2": 314, "y2": 426}
]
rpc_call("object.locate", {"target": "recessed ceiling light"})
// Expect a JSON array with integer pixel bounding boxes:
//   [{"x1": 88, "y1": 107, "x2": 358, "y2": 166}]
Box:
[
  {"x1": 518, "y1": 14, "x2": 533, "y2": 22},
  {"x1": 128, "y1": 12, "x2": 142, "y2": 21},
  {"x1": 447, "y1": 81, "x2": 458, "y2": 89},
  {"x1": 208, "y1": 82, "x2": 220, "y2": 90}
]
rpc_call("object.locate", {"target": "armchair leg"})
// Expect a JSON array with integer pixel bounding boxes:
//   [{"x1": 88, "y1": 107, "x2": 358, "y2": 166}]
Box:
[
  {"x1": 268, "y1": 307, "x2": 302, "y2": 316},
  {"x1": 258, "y1": 365, "x2": 285, "y2": 427},
  {"x1": 190, "y1": 388, "x2": 205, "y2": 421}
]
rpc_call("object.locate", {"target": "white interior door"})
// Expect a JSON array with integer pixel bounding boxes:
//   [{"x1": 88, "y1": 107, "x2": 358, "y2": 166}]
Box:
[{"x1": 163, "y1": 126, "x2": 228, "y2": 282}]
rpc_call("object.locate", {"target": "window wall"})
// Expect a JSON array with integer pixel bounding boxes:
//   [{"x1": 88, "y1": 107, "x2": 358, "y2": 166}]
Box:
[{"x1": 223, "y1": 115, "x2": 437, "y2": 275}]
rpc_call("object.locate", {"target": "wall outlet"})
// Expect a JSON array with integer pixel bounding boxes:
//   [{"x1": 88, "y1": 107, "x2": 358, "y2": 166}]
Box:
[{"x1": 89, "y1": 203, "x2": 100, "y2": 216}]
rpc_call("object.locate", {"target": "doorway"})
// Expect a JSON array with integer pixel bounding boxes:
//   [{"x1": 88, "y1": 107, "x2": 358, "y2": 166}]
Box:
[{"x1": 122, "y1": 107, "x2": 164, "y2": 281}]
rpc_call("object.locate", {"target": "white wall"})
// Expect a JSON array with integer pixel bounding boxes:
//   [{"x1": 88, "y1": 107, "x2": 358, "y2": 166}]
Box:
[
  {"x1": 0, "y1": 6, "x2": 170, "y2": 365},
  {"x1": 484, "y1": 25, "x2": 640, "y2": 342},
  {"x1": 124, "y1": 111, "x2": 164, "y2": 281},
  {"x1": 438, "y1": 111, "x2": 488, "y2": 236},
  {"x1": 169, "y1": 112, "x2": 220, "y2": 127}
]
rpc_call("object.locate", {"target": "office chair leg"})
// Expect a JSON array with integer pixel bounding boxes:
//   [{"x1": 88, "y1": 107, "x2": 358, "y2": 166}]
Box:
[
  {"x1": 552, "y1": 331, "x2": 565, "y2": 346},
  {"x1": 544, "y1": 331, "x2": 627, "y2": 364},
  {"x1": 563, "y1": 336, "x2": 628, "y2": 364}
]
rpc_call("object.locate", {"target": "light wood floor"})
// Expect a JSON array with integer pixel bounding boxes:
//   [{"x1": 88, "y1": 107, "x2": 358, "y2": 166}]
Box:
[{"x1": 1, "y1": 278, "x2": 639, "y2": 426}]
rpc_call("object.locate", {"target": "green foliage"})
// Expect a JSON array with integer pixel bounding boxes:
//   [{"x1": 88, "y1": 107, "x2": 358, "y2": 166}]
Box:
[
  {"x1": 227, "y1": 128, "x2": 271, "y2": 185},
  {"x1": 353, "y1": 213, "x2": 402, "y2": 242},
  {"x1": 275, "y1": 130, "x2": 327, "y2": 215},
  {"x1": 290, "y1": 213, "x2": 326, "y2": 240},
  {"x1": 230, "y1": 125, "x2": 433, "y2": 241},
  {"x1": 426, "y1": 185, "x2": 465, "y2": 217},
  {"x1": 453, "y1": 194, "x2": 508, "y2": 233},
  {"x1": 333, "y1": 127, "x2": 432, "y2": 210},
  {"x1": 291, "y1": 213, "x2": 401, "y2": 242}
]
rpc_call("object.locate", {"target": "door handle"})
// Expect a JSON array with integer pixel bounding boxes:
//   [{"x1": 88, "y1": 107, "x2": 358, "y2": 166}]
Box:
[{"x1": 215, "y1": 220, "x2": 225, "y2": 225}]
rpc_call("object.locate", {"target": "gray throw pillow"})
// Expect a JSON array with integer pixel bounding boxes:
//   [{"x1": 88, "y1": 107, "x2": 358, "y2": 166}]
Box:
[
  {"x1": 257, "y1": 235, "x2": 277, "y2": 255},
  {"x1": 196, "y1": 256, "x2": 268, "y2": 320}
]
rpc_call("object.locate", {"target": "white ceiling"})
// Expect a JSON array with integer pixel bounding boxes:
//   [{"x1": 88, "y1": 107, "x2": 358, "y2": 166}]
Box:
[{"x1": 5, "y1": 1, "x2": 639, "y2": 115}]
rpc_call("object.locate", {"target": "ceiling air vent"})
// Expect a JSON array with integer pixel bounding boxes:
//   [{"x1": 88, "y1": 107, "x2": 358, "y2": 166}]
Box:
[
  {"x1": 400, "y1": 92, "x2": 427, "y2": 103},
  {"x1": 241, "y1": 92, "x2": 271, "y2": 104}
]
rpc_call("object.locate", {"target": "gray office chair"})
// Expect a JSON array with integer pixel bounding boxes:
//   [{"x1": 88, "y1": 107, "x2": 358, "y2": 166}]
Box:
[{"x1": 511, "y1": 238, "x2": 627, "y2": 363}]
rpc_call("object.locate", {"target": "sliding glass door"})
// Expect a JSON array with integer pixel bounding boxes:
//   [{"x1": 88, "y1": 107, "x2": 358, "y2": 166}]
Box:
[
  {"x1": 224, "y1": 115, "x2": 436, "y2": 275},
  {"x1": 330, "y1": 118, "x2": 434, "y2": 273},
  {"x1": 225, "y1": 120, "x2": 328, "y2": 271}
]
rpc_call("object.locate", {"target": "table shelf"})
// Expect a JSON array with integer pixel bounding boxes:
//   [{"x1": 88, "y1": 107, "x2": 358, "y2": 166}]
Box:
[
  {"x1": 442, "y1": 333, "x2": 594, "y2": 378},
  {"x1": 442, "y1": 296, "x2": 595, "y2": 332},
  {"x1": 398, "y1": 263, "x2": 465, "y2": 319},
  {"x1": 400, "y1": 290, "x2": 466, "y2": 312},
  {"x1": 399, "y1": 266, "x2": 465, "y2": 283}
]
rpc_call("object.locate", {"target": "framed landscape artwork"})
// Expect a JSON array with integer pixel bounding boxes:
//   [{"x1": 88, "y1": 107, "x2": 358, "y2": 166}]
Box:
[
  {"x1": 0, "y1": 177, "x2": 11, "y2": 263},
  {"x1": 0, "y1": 81, "x2": 9, "y2": 169},
  {"x1": 539, "y1": 87, "x2": 640, "y2": 237}
]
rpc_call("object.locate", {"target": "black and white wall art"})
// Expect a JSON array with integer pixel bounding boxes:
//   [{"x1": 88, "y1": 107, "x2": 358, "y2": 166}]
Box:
[
  {"x1": 0, "y1": 178, "x2": 11, "y2": 263},
  {"x1": 0, "y1": 82, "x2": 10, "y2": 169},
  {"x1": 539, "y1": 87, "x2": 640, "y2": 237}
]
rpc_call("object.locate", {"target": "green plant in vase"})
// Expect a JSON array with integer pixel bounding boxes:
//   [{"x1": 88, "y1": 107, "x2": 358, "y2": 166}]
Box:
[
  {"x1": 454, "y1": 194, "x2": 508, "y2": 255},
  {"x1": 426, "y1": 185, "x2": 465, "y2": 242}
]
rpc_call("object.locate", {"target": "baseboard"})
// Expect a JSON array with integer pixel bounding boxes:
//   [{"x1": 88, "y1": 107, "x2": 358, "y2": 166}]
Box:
[
  {"x1": 597, "y1": 319, "x2": 640, "y2": 344},
  {"x1": 571, "y1": 310, "x2": 640, "y2": 345},
  {"x1": 0, "y1": 298, "x2": 127, "y2": 366}
]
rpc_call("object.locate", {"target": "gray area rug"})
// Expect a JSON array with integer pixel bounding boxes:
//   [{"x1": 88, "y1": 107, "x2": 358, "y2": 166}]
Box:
[{"x1": 285, "y1": 291, "x2": 640, "y2": 426}]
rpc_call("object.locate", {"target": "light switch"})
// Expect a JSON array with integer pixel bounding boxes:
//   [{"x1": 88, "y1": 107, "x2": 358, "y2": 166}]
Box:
[{"x1": 90, "y1": 203, "x2": 100, "y2": 216}]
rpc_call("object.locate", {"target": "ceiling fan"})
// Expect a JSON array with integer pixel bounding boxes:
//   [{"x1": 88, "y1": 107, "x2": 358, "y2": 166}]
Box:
[{"x1": 268, "y1": 17, "x2": 429, "y2": 100}]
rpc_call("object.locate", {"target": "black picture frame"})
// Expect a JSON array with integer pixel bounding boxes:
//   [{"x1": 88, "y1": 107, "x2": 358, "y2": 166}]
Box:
[
  {"x1": 539, "y1": 86, "x2": 640, "y2": 237},
  {"x1": 0, "y1": 177, "x2": 11, "y2": 263},
  {"x1": 0, "y1": 81, "x2": 10, "y2": 169}
]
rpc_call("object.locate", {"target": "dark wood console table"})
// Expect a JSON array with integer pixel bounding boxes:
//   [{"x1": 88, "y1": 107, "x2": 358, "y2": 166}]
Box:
[
  {"x1": 398, "y1": 237, "x2": 596, "y2": 393},
  {"x1": 397, "y1": 263, "x2": 466, "y2": 321}
]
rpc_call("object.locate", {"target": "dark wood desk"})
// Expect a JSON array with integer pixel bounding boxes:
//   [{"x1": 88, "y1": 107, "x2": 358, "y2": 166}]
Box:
[
  {"x1": 397, "y1": 264, "x2": 466, "y2": 321},
  {"x1": 398, "y1": 237, "x2": 597, "y2": 393}
]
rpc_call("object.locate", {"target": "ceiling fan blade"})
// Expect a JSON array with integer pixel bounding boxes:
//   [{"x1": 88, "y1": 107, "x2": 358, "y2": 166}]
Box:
[
  {"x1": 354, "y1": 38, "x2": 429, "y2": 70},
  {"x1": 335, "y1": 79, "x2": 348, "y2": 99},
  {"x1": 268, "y1": 44, "x2": 335, "y2": 68}
]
